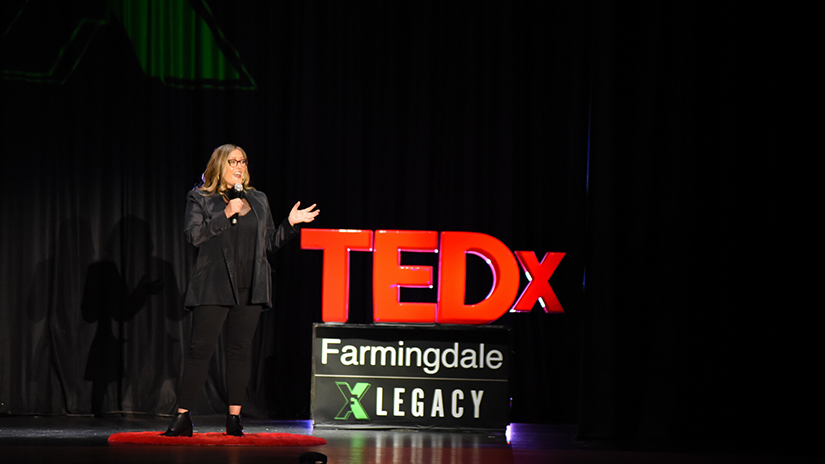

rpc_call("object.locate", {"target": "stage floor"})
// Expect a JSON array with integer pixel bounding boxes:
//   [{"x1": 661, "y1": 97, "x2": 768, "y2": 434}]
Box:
[{"x1": 0, "y1": 415, "x2": 810, "y2": 464}]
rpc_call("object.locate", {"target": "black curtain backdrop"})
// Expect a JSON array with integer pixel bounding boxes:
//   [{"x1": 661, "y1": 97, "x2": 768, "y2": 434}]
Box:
[{"x1": 1, "y1": 0, "x2": 800, "y2": 450}]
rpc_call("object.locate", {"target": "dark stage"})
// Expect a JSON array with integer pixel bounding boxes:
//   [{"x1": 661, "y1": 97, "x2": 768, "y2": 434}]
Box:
[
  {"x1": 0, "y1": 415, "x2": 810, "y2": 464},
  {"x1": 1, "y1": 2, "x2": 805, "y2": 463}
]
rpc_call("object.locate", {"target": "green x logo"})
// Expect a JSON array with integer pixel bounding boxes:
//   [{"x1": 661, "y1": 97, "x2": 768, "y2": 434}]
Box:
[{"x1": 334, "y1": 382, "x2": 371, "y2": 420}]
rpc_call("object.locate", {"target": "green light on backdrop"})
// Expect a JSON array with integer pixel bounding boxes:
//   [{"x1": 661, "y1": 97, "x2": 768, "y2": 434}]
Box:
[{"x1": 1, "y1": 0, "x2": 256, "y2": 89}]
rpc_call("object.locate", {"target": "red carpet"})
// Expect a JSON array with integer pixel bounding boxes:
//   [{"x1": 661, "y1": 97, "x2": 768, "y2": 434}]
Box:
[{"x1": 108, "y1": 431, "x2": 327, "y2": 446}]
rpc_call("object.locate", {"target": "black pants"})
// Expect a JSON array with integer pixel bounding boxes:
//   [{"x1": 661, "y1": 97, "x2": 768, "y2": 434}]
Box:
[{"x1": 176, "y1": 289, "x2": 262, "y2": 410}]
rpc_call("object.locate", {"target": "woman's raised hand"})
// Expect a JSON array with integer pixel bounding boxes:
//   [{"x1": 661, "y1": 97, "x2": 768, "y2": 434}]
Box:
[{"x1": 289, "y1": 201, "x2": 320, "y2": 226}]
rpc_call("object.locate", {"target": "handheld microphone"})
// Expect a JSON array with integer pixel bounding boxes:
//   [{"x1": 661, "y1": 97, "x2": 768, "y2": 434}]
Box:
[{"x1": 230, "y1": 183, "x2": 244, "y2": 225}]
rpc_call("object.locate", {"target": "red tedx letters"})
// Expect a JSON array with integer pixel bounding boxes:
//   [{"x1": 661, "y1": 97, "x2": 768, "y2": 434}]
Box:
[{"x1": 301, "y1": 228, "x2": 564, "y2": 324}]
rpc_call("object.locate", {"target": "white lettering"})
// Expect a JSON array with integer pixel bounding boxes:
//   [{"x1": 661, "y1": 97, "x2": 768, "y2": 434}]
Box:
[
  {"x1": 442, "y1": 343, "x2": 459, "y2": 368},
  {"x1": 431, "y1": 389, "x2": 444, "y2": 417},
  {"x1": 319, "y1": 340, "x2": 504, "y2": 375},
  {"x1": 471, "y1": 390, "x2": 484, "y2": 418},
  {"x1": 460, "y1": 348, "x2": 478, "y2": 368},
  {"x1": 411, "y1": 388, "x2": 425, "y2": 417},
  {"x1": 451, "y1": 389, "x2": 464, "y2": 418},
  {"x1": 406, "y1": 346, "x2": 422, "y2": 367},
  {"x1": 423, "y1": 347, "x2": 440, "y2": 374},
  {"x1": 371, "y1": 346, "x2": 396, "y2": 366},
  {"x1": 321, "y1": 338, "x2": 340, "y2": 364},
  {"x1": 340, "y1": 345, "x2": 358, "y2": 365},
  {"x1": 375, "y1": 387, "x2": 387, "y2": 416},
  {"x1": 486, "y1": 349, "x2": 503, "y2": 370},
  {"x1": 393, "y1": 388, "x2": 405, "y2": 416},
  {"x1": 369, "y1": 387, "x2": 486, "y2": 421}
]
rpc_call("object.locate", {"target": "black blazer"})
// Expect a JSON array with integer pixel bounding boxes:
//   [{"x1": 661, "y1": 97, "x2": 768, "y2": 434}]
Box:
[{"x1": 183, "y1": 189, "x2": 298, "y2": 309}]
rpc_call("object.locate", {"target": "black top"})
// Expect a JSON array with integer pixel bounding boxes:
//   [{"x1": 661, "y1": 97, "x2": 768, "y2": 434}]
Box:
[
  {"x1": 231, "y1": 209, "x2": 257, "y2": 291},
  {"x1": 183, "y1": 189, "x2": 299, "y2": 309}
]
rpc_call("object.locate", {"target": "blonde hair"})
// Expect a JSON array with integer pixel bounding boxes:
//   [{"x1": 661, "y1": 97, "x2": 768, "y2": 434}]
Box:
[{"x1": 198, "y1": 144, "x2": 252, "y2": 194}]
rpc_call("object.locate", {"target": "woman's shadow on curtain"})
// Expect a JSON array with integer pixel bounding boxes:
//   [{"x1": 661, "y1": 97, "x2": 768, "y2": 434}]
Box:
[
  {"x1": 82, "y1": 214, "x2": 184, "y2": 415},
  {"x1": 24, "y1": 216, "x2": 95, "y2": 413}
]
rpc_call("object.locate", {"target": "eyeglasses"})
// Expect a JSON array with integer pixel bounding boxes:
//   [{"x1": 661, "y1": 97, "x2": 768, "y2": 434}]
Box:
[{"x1": 227, "y1": 159, "x2": 248, "y2": 167}]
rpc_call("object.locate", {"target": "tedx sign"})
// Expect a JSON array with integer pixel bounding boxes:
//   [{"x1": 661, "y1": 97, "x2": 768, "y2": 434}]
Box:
[
  {"x1": 312, "y1": 324, "x2": 510, "y2": 429},
  {"x1": 301, "y1": 229, "x2": 565, "y2": 324}
]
